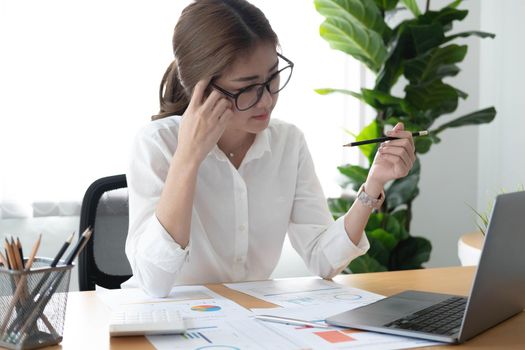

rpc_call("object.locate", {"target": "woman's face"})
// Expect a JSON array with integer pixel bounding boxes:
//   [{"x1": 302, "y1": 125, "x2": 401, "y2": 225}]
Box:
[{"x1": 213, "y1": 42, "x2": 280, "y2": 134}]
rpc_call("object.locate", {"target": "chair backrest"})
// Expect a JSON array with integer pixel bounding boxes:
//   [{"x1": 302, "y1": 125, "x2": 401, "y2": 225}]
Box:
[{"x1": 78, "y1": 174, "x2": 132, "y2": 291}]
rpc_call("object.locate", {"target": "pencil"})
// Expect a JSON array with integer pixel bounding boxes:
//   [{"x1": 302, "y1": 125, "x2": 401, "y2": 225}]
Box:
[
  {"x1": 0, "y1": 234, "x2": 43, "y2": 335},
  {"x1": 12, "y1": 229, "x2": 92, "y2": 336},
  {"x1": 65, "y1": 227, "x2": 93, "y2": 265},
  {"x1": 11, "y1": 237, "x2": 24, "y2": 271},
  {"x1": 0, "y1": 250, "x2": 8, "y2": 268},
  {"x1": 50, "y1": 232, "x2": 74, "y2": 267},
  {"x1": 5, "y1": 238, "x2": 18, "y2": 270},
  {"x1": 343, "y1": 130, "x2": 429, "y2": 147},
  {"x1": 3, "y1": 249, "x2": 11, "y2": 269},
  {"x1": 25, "y1": 233, "x2": 42, "y2": 270},
  {"x1": 254, "y1": 314, "x2": 331, "y2": 329},
  {"x1": 16, "y1": 237, "x2": 24, "y2": 269}
]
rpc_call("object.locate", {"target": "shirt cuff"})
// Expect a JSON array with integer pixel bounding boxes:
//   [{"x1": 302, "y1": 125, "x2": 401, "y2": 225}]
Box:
[
  {"x1": 323, "y1": 215, "x2": 370, "y2": 269},
  {"x1": 137, "y1": 214, "x2": 190, "y2": 274}
]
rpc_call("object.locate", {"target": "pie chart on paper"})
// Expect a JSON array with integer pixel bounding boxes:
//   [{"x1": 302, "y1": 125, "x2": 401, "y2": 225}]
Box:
[{"x1": 191, "y1": 304, "x2": 222, "y2": 312}]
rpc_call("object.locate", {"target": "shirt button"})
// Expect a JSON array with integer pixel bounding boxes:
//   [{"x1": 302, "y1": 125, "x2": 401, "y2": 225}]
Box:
[
  {"x1": 238, "y1": 225, "x2": 246, "y2": 231},
  {"x1": 235, "y1": 257, "x2": 243, "y2": 263}
]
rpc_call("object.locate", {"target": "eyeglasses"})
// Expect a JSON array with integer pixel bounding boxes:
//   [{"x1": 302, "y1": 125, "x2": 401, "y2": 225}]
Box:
[{"x1": 211, "y1": 53, "x2": 294, "y2": 111}]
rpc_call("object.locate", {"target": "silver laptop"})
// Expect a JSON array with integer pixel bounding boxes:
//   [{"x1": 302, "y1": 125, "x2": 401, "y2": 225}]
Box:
[{"x1": 326, "y1": 191, "x2": 525, "y2": 343}]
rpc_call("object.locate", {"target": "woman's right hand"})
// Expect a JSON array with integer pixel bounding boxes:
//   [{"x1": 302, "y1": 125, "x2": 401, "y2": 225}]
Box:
[{"x1": 176, "y1": 78, "x2": 233, "y2": 164}]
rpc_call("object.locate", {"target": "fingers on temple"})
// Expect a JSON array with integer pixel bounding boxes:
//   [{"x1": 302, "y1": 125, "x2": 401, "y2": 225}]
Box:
[
  {"x1": 201, "y1": 90, "x2": 225, "y2": 113},
  {"x1": 213, "y1": 98, "x2": 233, "y2": 120},
  {"x1": 191, "y1": 78, "x2": 213, "y2": 107}
]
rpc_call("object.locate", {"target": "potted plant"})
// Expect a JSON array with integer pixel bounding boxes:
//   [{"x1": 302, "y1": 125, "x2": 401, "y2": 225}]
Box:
[{"x1": 314, "y1": 0, "x2": 496, "y2": 273}]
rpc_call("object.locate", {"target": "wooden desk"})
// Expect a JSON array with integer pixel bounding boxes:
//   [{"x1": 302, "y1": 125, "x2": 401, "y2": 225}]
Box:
[{"x1": 45, "y1": 266, "x2": 524, "y2": 350}]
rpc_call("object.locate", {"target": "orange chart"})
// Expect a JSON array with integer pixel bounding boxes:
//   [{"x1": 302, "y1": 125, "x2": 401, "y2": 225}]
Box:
[{"x1": 314, "y1": 329, "x2": 360, "y2": 343}]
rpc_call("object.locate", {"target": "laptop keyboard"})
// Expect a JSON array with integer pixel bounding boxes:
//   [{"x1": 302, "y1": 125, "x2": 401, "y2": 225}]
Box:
[{"x1": 384, "y1": 296, "x2": 467, "y2": 336}]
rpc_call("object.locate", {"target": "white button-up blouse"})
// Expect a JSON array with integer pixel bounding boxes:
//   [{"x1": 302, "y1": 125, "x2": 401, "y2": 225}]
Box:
[{"x1": 124, "y1": 116, "x2": 369, "y2": 297}]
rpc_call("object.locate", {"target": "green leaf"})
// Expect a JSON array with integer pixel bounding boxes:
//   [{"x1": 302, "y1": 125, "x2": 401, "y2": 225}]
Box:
[
  {"x1": 405, "y1": 81, "x2": 459, "y2": 116},
  {"x1": 360, "y1": 88, "x2": 415, "y2": 117},
  {"x1": 404, "y1": 44, "x2": 467, "y2": 84},
  {"x1": 347, "y1": 254, "x2": 387, "y2": 273},
  {"x1": 375, "y1": 23, "x2": 444, "y2": 92},
  {"x1": 328, "y1": 197, "x2": 355, "y2": 220},
  {"x1": 455, "y1": 87, "x2": 468, "y2": 99},
  {"x1": 418, "y1": 8, "x2": 468, "y2": 31},
  {"x1": 391, "y1": 210, "x2": 410, "y2": 239},
  {"x1": 361, "y1": 89, "x2": 405, "y2": 107},
  {"x1": 400, "y1": 0, "x2": 420, "y2": 17},
  {"x1": 409, "y1": 24, "x2": 445, "y2": 55},
  {"x1": 319, "y1": 17, "x2": 387, "y2": 72},
  {"x1": 433, "y1": 107, "x2": 497, "y2": 134},
  {"x1": 444, "y1": 31, "x2": 496, "y2": 43},
  {"x1": 429, "y1": 133, "x2": 441, "y2": 144},
  {"x1": 386, "y1": 174, "x2": 420, "y2": 209},
  {"x1": 365, "y1": 212, "x2": 383, "y2": 232},
  {"x1": 385, "y1": 158, "x2": 421, "y2": 210},
  {"x1": 314, "y1": 88, "x2": 363, "y2": 100},
  {"x1": 435, "y1": 64, "x2": 460, "y2": 79},
  {"x1": 446, "y1": 0, "x2": 463, "y2": 8},
  {"x1": 390, "y1": 236, "x2": 432, "y2": 270},
  {"x1": 337, "y1": 164, "x2": 369, "y2": 191},
  {"x1": 356, "y1": 120, "x2": 381, "y2": 163},
  {"x1": 315, "y1": 0, "x2": 391, "y2": 38},
  {"x1": 373, "y1": 0, "x2": 399, "y2": 12},
  {"x1": 414, "y1": 136, "x2": 432, "y2": 154},
  {"x1": 366, "y1": 235, "x2": 390, "y2": 266},
  {"x1": 369, "y1": 228, "x2": 398, "y2": 251},
  {"x1": 384, "y1": 213, "x2": 403, "y2": 240}
]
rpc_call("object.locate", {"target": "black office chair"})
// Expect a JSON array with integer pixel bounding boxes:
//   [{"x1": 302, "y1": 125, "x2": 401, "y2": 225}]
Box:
[{"x1": 78, "y1": 174, "x2": 133, "y2": 291}]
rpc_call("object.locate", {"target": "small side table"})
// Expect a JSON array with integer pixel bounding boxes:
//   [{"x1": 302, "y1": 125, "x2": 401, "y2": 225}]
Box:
[{"x1": 458, "y1": 231, "x2": 484, "y2": 266}]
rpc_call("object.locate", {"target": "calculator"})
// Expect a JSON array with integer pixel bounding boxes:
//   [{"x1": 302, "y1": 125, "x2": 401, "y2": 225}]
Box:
[{"x1": 109, "y1": 308, "x2": 186, "y2": 336}]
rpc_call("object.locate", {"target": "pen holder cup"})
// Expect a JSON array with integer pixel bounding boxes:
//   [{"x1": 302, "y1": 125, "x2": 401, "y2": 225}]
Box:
[{"x1": 0, "y1": 258, "x2": 73, "y2": 350}]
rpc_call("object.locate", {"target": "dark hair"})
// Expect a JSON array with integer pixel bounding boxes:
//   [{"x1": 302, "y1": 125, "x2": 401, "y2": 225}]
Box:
[{"x1": 152, "y1": 0, "x2": 279, "y2": 120}]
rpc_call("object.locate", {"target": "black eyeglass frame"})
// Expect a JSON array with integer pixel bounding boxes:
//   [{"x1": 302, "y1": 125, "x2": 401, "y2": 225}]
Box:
[{"x1": 210, "y1": 53, "x2": 294, "y2": 111}]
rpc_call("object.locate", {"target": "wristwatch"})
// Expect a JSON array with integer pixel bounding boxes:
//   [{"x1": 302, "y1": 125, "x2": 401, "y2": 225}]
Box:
[{"x1": 357, "y1": 185, "x2": 385, "y2": 210}]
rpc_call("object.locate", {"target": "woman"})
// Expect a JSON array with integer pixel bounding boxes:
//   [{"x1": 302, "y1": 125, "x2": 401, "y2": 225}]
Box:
[{"x1": 124, "y1": 0, "x2": 416, "y2": 297}]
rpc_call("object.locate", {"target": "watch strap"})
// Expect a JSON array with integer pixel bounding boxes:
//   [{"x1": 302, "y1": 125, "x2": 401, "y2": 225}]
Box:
[{"x1": 357, "y1": 185, "x2": 385, "y2": 210}]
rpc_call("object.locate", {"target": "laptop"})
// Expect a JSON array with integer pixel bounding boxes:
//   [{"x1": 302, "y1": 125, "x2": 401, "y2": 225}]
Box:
[{"x1": 326, "y1": 191, "x2": 525, "y2": 343}]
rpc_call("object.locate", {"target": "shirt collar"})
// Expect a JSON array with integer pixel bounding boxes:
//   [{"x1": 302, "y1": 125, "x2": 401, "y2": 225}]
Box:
[{"x1": 209, "y1": 127, "x2": 272, "y2": 163}]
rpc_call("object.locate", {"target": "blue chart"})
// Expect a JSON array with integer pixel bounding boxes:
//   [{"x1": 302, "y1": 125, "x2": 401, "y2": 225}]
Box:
[
  {"x1": 175, "y1": 326, "x2": 245, "y2": 349},
  {"x1": 333, "y1": 293, "x2": 363, "y2": 301},
  {"x1": 282, "y1": 292, "x2": 363, "y2": 306},
  {"x1": 184, "y1": 331, "x2": 213, "y2": 343}
]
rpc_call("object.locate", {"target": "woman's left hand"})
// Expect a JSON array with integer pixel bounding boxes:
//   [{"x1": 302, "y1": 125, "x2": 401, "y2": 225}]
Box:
[{"x1": 367, "y1": 122, "x2": 416, "y2": 188}]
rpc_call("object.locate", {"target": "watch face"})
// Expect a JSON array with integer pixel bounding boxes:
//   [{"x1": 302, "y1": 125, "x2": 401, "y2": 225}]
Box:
[{"x1": 357, "y1": 185, "x2": 384, "y2": 210}]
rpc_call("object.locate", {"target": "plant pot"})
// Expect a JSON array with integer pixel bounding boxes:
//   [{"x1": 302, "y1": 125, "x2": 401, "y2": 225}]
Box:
[{"x1": 457, "y1": 231, "x2": 484, "y2": 266}]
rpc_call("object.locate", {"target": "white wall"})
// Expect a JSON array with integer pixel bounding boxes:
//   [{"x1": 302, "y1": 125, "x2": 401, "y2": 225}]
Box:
[
  {"x1": 385, "y1": 0, "x2": 480, "y2": 268},
  {"x1": 477, "y1": 0, "x2": 525, "y2": 210},
  {"x1": 413, "y1": 0, "x2": 525, "y2": 267}
]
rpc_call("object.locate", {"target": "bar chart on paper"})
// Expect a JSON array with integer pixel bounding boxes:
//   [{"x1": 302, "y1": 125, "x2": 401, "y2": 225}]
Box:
[
  {"x1": 262, "y1": 321, "x2": 440, "y2": 350},
  {"x1": 148, "y1": 319, "x2": 299, "y2": 350},
  {"x1": 225, "y1": 277, "x2": 383, "y2": 309}
]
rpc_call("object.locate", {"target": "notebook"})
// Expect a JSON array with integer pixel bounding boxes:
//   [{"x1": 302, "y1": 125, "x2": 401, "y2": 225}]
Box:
[{"x1": 326, "y1": 190, "x2": 525, "y2": 343}]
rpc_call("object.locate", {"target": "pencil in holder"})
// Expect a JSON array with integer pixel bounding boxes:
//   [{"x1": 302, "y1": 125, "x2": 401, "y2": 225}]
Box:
[{"x1": 0, "y1": 257, "x2": 72, "y2": 350}]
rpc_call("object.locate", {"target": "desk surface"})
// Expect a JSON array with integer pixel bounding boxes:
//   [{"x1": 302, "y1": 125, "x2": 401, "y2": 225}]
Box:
[{"x1": 48, "y1": 266, "x2": 524, "y2": 350}]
